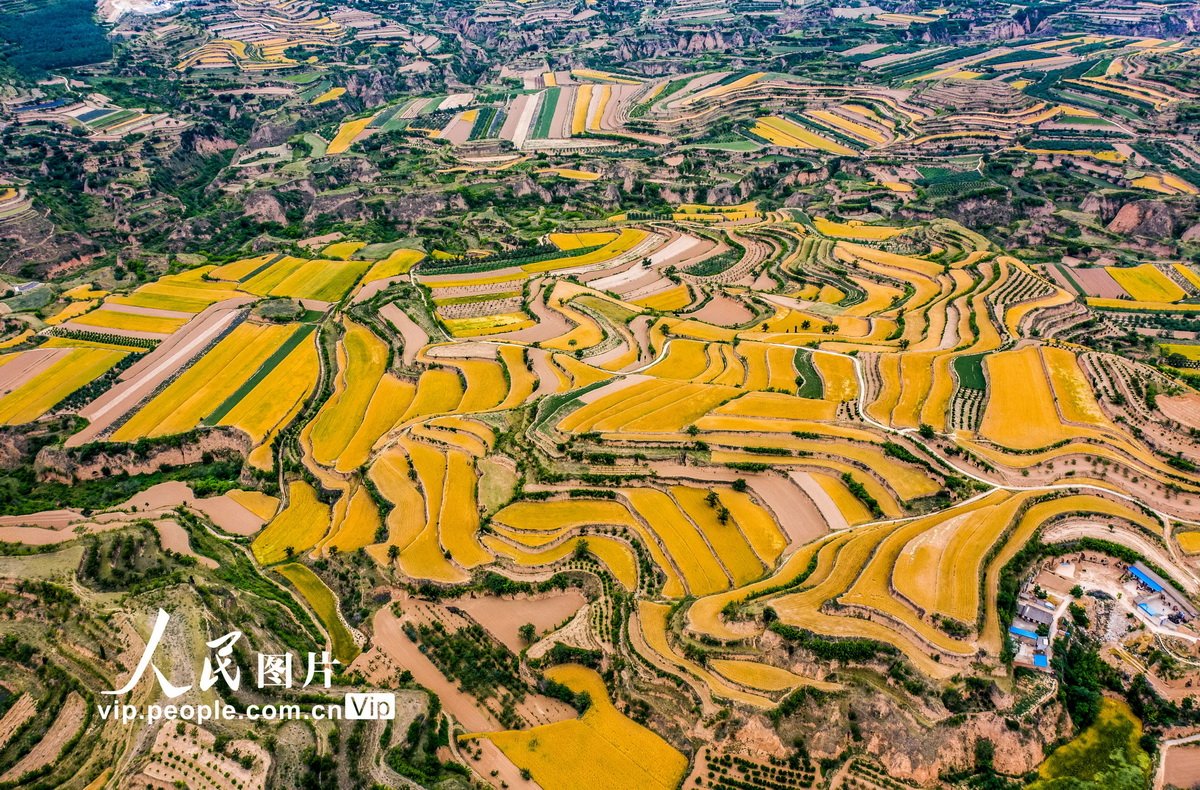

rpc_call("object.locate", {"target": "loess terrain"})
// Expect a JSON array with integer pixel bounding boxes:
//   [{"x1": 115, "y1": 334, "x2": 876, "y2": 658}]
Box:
[{"x1": 0, "y1": 0, "x2": 1199, "y2": 788}]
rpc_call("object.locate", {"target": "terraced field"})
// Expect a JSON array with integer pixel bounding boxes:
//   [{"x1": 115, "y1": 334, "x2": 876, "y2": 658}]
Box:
[
  {"x1": 8, "y1": 6, "x2": 1200, "y2": 790},
  {"x1": 62, "y1": 209, "x2": 1181, "y2": 732}
]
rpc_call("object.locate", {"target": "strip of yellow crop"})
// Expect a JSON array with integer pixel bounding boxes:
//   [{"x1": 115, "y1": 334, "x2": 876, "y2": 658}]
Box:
[
  {"x1": 227, "y1": 489, "x2": 279, "y2": 521},
  {"x1": 814, "y1": 218, "x2": 903, "y2": 241},
  {"x1": 892, "y1": 490, "x2": 1023, "y2": 624},
  {"x1": 711, "y1": 659, "x2": 829, "y2": 692},
  {"x1": 1087, "y1": 298, "x2": 1200, "y2": 312},
  {"x1": 625, "y1": 488, "x2": 729, "y2": 596},
  {"x1": 0, "y1": 330, "x2": 32, "y2": 350},
  {"x1": 751, "y1": 116, "x2": 855, "y2": 156},
  {"x1": 807, "y1": 108, "x2": 885, "y2": 144},
  {"x1": 44, "y1": 299, "x2": 99, "y2": 325},
  {"x1": 109, "y1": 276, "x2": 238, "y2": 313},
  {"x1": 672, "y1": 486, "x2": 764, "y2": 586},
  {"x1": 270, "y1": 257, "x2": 372, "y2": 302},
  {"x1": 327, "y1": 116, "x2": 373, "y2": 154},
  {"x1": 252, "y1": 482, "x2": 331, "y2": 564},
  {"x1": 0, "y1": 347, "x2": 125, "y2": 425},
  {"x1": 549, "y1": 231, "x2": 617, "y2": 251},
  {"x1": 720, "y1": 489, "x2": 787, "y2": 566},
  {"x1": 494, "y1": 499, "x2": 639, "y2": 531},
  {"x1": 396, "y1": 439, "x2": 469, "y2": 583},
  {"x1": 313, "y1": 321, "x2": 390, "y2": 464},
  {"x1": 590, "y1": 85, "x2": 611, "y2": 131},
  {"x1": 485, "y1": 534, "x2": 638, "y2": 589},
  {"x1": 497, "y1": 345, "x2": 536, "y2": 410},
  {"x1": 321, "y1": 485, "x2": 380, "y2": 555},
  {"x1": 638, "y1": 602, "x2": 774, "y2": 707},
  {"x1": 631, "y1": 285, "x2": 690, "y2": 311},
  {"x1": 571, "y1": 84, "x2": 592, "y2": 135},
  {"x1": 322, "y1": 241, "x2": 366, "y2": 260},
  {"x1": 71, "y1": 309, "x2": 187, "y2": 335},
  {"x1": 1178, "y1": 532, "x2": 1200, "y2": 554},
  {"x1": 400, "y1": 368, "x2": 463, "y2": 423},
  {"x1": 566, "y1": 381, "x2": 730, "y2": 434},
  {"x1": 275, "y1": 563, "x2": 358, "y2": 663},
  {"x1": 685, "y1": 72, "x2": 765, "y2": 106},
  {"x1": 812, "y1": 471, "x2": 873, "y2": 525},
  {"x1": 364, "y1": 448, "x2": 425, "y2": 566},
  {"x1": 571, "y1": 68, "x2": 643, "y2": 85},
  {"x1": 443, "y1": 313, "x2": 535, "y2": 336},
  {"x1": 361, "y1": 248, "x2": 425, "y2": 283},
  {"x1": 239, "y1": 256, "x2": 308, "y2": 294},
  {"x1": 466, "y1": 664, "x2": 686, "y2": 790},
  {"x1": 219, "y1": 333, "x2": 320, "y2": 445},
  {"x1": 334, "y1": 375, "x2": 414, "y2": 472},
  {"x1": 687, "y1": 538, "x2": 832, "y2": 641},
  {"x1": 311, "y1": 86, "x2": 346, "y2": 105},
  {"x1": 538, "y1": 168, "x2": 600, "y2": 181},
  {"x1": 522, "y1": 228, "x2": 649, "y2": 273},
  {"x1": 448, "y1": 359, "x2": 507, "y2": 412},
  {"x1": 813, "y1": 353, "x2": 858, "y2": 402},
  {"x1": 497, "y1": 497, "x2": 684, "y2": 596},
  {"x1": 552, "y1": 354, "x2": 614, "y2": 388},
  {"x1": 1044, "y1": 346, "x2": 1109, "y2": 426},
  {"x1": 113, "y1": 323, "x2": 295, "y2": 440},
  {"x1": 1107, "y1": 264, "x2": 1185, "y2": 303},
  {"x1": 1172, "y1": 264, "x2": 1200, "y2": 291},
  {"x1": 769, "y1": 522, "x2": 959, "y2": 677},
  {"x1": 441, "y1": 449, "x2": 492, "y2": 568}
]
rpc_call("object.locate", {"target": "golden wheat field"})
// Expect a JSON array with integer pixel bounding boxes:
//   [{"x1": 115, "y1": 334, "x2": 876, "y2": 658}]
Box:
[
  {"x1": 464, "y1": 664, "x2": 687, "y2": 790},
  {"x1": 8, "y1": 139, "x2": 1198, "y2": 790}
]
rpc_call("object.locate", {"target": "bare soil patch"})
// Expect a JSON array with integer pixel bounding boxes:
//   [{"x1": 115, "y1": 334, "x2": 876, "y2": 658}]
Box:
[
  {"x1": 136, "y1": 722, "x2": 270, "y2": 790},
  {"x1": 0, "y1": 691, "x2": 84, "y2": 782},
  {"x1": 1067, "y1": 266, "x2": 1126, "y2": 298},
  {"x1": 1164, "y1": 743, "x2": 1200, "y2": 788},
  {"x1": 191, "y1": 493, "x2": 268, "y2": 536},
  {"x1": 0, "y1": 695, "x2": 35, "y2": 752},
  {"x1": 1160, "y1": 393, "x2": 1200, "y2": 430},
  {"x1": 688, "y1": 293, "x2": 754, "y2": 327},
  {"x1": 155, "y1": 519, "x2": 218, "y2": 568},
  {"x1": 448, "y1": 589, "x2": 586, "y2": 652},
  {"x1": 379, "y1": 302, "x2": 429, "y2": 365}
]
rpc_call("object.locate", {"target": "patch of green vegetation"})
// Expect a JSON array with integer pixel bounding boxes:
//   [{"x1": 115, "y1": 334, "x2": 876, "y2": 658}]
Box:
[
  {"x1": 532, "y1": 87, "x2": 561, "y2": 139},
  {"x1": 953, "y1": 353, "x2": 987, "y2": 390},
  {"x1": 385, "y1": 695, "x2": 470, "y2": 785},
  {"x1": 1029, "y1": 699, "x2": 1150, "y2": 790},
  {"x1": 794, "y1": 350, "x2": 823, "y2": 398},
  {"x1": 274, "y1": 563, "x2": 359, "y2": 664},
  {"x1": 302, "y1": 132, "x2": 329, "y2": 158},
  {"x1": 767, "y1": 621, "x2": 898, "y2": 663},
  {"x1": 0, "y1": 0, "x2": 111, "y2": 77},
  {"x1": 78, "y1": 524, "x2": 195, "y2": 594},
  {"x1": 682, "y1": 138, "x2": 762, "y2": 152},
  {"x1": 840, "y1": 472, "x2": 884, "y2": 518},
  {"x1": 0, "y1": 455, "x2": 243, "y2": 516}
]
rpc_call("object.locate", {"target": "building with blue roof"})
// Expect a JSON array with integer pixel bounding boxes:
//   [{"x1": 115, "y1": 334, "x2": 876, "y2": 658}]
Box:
[{"x1": 1129, "y1": 565, "x2": 1164, "y2": 593}]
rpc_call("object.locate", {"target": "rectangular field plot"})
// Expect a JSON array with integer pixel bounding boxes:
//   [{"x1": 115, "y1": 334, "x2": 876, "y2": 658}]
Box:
[{"x1": 111, "y1": 322, "x2": 315, "y2": 442}]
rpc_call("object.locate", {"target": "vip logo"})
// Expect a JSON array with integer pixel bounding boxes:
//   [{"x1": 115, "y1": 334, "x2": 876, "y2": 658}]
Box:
[{"x1": 344, "y1": 693, "x2": 396, "y2": 720}]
